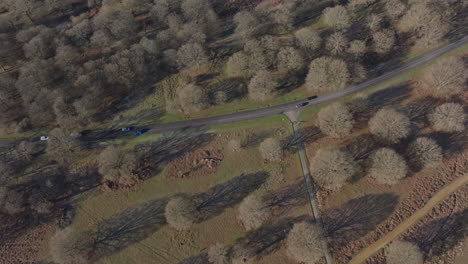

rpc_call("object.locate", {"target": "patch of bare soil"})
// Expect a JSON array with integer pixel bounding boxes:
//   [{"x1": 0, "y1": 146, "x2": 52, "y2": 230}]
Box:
[
  {"x1": 166, "y1": 148, "x2": 224, "y2": 179},
  {"x1": 0, "y1": 223, "x2": 56, "y2": 264},
  {"x1": 328, "y1": 150, "x2": 468, "y2": 264}
]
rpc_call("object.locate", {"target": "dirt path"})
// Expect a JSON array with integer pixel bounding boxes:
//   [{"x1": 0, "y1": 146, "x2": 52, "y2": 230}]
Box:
[{"x1": 349, "y1": 173, "x2": 468, "y2": 264}]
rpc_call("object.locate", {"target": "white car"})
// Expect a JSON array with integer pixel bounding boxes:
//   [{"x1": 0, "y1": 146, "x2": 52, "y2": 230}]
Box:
[
  {"x1": 40, "y1": 136, "x2": 49, "y2": 141},
  {"x1": 70, "y1": 132, "x2": 82, "y2": 138}
]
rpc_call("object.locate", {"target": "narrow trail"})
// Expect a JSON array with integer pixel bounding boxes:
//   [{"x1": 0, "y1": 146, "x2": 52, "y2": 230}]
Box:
[{"x1": 349, "y1": 173, "x2": 468, "y2": 264}]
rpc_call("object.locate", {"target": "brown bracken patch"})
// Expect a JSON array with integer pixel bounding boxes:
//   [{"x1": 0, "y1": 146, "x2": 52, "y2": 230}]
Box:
[{"x1": 166, "y1": 149, "x2": 224, "y2": 179}]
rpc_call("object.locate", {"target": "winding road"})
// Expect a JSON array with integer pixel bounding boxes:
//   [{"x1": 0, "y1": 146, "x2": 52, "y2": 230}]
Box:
[{"x1": 145, "y1": 36, "x2": 468, "y2": 134}]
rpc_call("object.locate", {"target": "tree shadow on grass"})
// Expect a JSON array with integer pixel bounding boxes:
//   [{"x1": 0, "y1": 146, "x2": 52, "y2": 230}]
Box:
[
  {"x1": 322, "y1": 193, "x2": 399, "y2": 248},
  {"x1": 240, "y1": 130, "x2": 272, "y2": 148},
  {"x1": 425, "y1": 131, "x2": 468, "y2": 159},
  {"x1": 282, "y1": 126, "x2": 323, "y2": 153},
  {"x1": 404, "y1": 209, "x2": 468, "y2": 258},
  {"x1": 194, "y1": 171, "x2": 269, "y2": 222},
  {"x1": 399, "y1": 97, "x2": 440, "y2": 128},
  {"x1": 93, "y1": 197, "x2": 169, "y2": 258},
  {"x1": 343, "y1": 134, "x2": 381, "y2": 182},
  {"x1": 263, "y1": 180, "x2": 308, "y2": 216}
]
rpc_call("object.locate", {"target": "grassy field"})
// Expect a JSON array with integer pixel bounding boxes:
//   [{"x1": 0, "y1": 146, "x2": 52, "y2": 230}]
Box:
[{"x1": 70, "y1": 118, "x2": 309, "y2": 264}]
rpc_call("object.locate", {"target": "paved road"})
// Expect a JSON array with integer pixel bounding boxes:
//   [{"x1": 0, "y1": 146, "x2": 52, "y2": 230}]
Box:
[{"x1": 146, "y1": 36, "x2": 468, "y2": 134}]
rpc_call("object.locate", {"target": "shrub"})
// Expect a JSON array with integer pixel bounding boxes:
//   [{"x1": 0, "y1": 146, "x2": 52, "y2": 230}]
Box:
[
  {"x1": 428, "y1": 103, "x2": 465, "y2": 132},
  {"x1": 386, "y1": 241, "x2": 423, "y2": 264},
  {"x1": 326, "y1": 32, "x2": 348, "y2": 55},
  {"x1": 369, "y1": 108, "x2": 411, "y2": 143},
  {"x1": 226, "y1": 51, "x2": 250, "y2": 77},
  {"x1": 295, "y1": 28, "x2": 321, "y2": 52},
  {"x1": 317, "y1": 103, "x2": 353, "y2": 138},
  {"x1": 306, "y1": 57, "x2": 349, "y2": 93},
  {"x1": 165, "y1": 195, "x2": 198, "y2": 231},
  {"x1": 369, "y1": 148, "x2": 407, "y2": 185},
  {"x1": 322, "y1": 5, "x2": 350, "y2": 30},
  {"x1": 420, "y1": 57, "x2": 467, "y2": 98},
  {"x1": 286, "y1": 222, "x2": 324, "y2": 264},
  {"x1": 228, "y1": 139, "x2": 241, "y2": 152},
  {"x1": 310, "y1": 148, "x2": 358, "y2": 190},
  {"x1": 49, "y1": 227, "x2": 93, "y2": 264},
  {"x1": 277, "y1": 47, "x2": 305, "y2": 72},
  {"x1": 259, "y1": 137, "x2": 282, "y2": 161},
  {"x1": 407, "y1": 137, "x2": 442, "y2": 169},
  {"x1": 248, "y1": 71, "x2": 278, "y2": 101},
  {"x1": 208, "y1": 243, "x2": 229, "y2": 264},
  {"x1": 237, "y1": 195, "x2": 270, "y2": 230}
]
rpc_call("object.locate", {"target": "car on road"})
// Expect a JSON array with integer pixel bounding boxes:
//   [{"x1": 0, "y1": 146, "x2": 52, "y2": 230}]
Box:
[
  {"x1": 121, "y1": 127, "x2": 132, "y2": 132},
  {"x1": 40, "y1": 136, "x2": 49, "y2": 141},
  {"x1": 307, "y1": 95, "x2": 318, "y2": 100},
  {"x1": 133, "y1": 130, "x2": 143, "y2": 135},
  {"x1": 296, "y1": 102, "x2": 310, "y2": 108}
]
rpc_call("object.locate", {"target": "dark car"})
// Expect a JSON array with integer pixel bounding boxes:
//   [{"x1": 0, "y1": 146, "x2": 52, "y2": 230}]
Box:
[
  {"x1": 307, "y1": 95, "x2": 318, "y2": 100},
  {"x1": 133, "y1": 130, "x2": 143, "y2": 135},
  {"x1": 296, "y1": 102, "x2": 309, "y2": 108}
]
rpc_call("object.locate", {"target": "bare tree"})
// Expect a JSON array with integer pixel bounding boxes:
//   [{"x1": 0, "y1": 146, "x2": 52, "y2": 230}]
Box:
[
  {"x1": 234, "y1": 11, "x2": 260, "y2": 39},
  {"x1": 369, "y1": 108, "x2": 411, "y2": 143},
  {"x1": 386, "y1": 240, "x2": 423, "y2": 264},
  {"x1": 49, "y1": 227, "x2": 94, "y2": 264},
  {"x1": 428, "y1": 103, "x2": 465, "y2": 133},
  {"x1": 208, "y1": 243, "x2": 229, "y2": 264},
  {"x1": 0, "y1": 188, "x2": 24, "y2": 215},
  {"x1": 326, "y1": 32, "x2": 348, "y2": 55},
  {"x1": 6, "y1": 0, "x2": 42, "y2": 22},
  {"x1": 0, "y1": 161, "x2": 14, "y2": 184},
  {"x1": 226, "y1": 51, "x2": 250, "y2": 77},
  {"x1": 385, "y1": 0, "x2": 406, "y2": 19},
  {"x1": 46, "y1": 128, "x2": 83, "y2": 164},
  {"x1": 369, "y1": 148, "x2": 407, "y2": 185},
  {"x1": 407, "y1": 137, "x2": 442, "y2": 169},
  {"x1": 231, "y1": 245, "x2": 254, "y2": 264},
  {"x1": 93, "y1": 7, "x2": 137, "y2": 40},
  {"x1": 277, "y1": 47, "x2": 305, "y2": 72},
  {"x1": 237, "y1": 195, "x2": 270, "y2": 231},
  {"x1": 310, "y1": 148, "x2": 358, "y2": 190},
  {"x1": 420, "y1": 57, "x2": 467, "y2": 98},
  {"x1": 286, "y1": 222, "x2": 324, "y2": 264},
  {"x1": 248, "y1": 71, "x2": 278, "y2": 101},
  {"x1": 322, "y1": 5, "x2": 350, "y2": 30},
  {"x1": 306, "y1": 57, "x2": 349, "y2": 93},
  {"x1": 165, "y1": 195, "x2": 198, "y2": 231},
  {"x1": 317, "y1": 103, "x2": 353, "y2": 138},
  {"x1": 372, "y1": 29, "x2": 395, "y2": 55},
  {"x1": 176, "y1": 42, "x2": 209, "y2": 69},
  {"x1": 367, "y1": 13, "x2": 383, "y2": 32},
  {"x1": 348, "y1": 40, "x2": 367, "y2": 56},
  {"x1": 98, "y1": 145, "x2": 139, "y2": 188},
  {"x1": 259, "y1": 137, "x2": 282, "y2": 161},
  {"x1": 295, "y1": 28, "x2": 321, "y2": 52},
  {"x1": 177, "y1": 83, "x2": 209, "y2": 113}
]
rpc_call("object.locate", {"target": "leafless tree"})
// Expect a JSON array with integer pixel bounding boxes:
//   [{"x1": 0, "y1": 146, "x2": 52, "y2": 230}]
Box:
[
  {"x1": 248, "y1": 71, "x2": 278, "y2": 101},
  {"x1": 420, "y1": 57, "x2": 467, "y2": 98},
  {"x1": 226, "y1": 51, "x2": 250, "y2": 77},
  {"x1": 259, "y1": 137, "x2": 282, "y2": 161},
  {"x1": 317, "y1": 103, "x2": 353, "y2": 138},
  {"x1": 385, "y1": 0, "x2": 406, "y2": 19},
  {"x1": 306, "y1": 57, "x2": 349, "y2": 93},
  {"x1": 237, "y1": 195, "x2": 270, "y2": 231},
  {"x1": 0, "y1": 188, "x2": 24, "y2": 215},
  {"x1": 46, "y1": 128, "x2": 83, "y2": 164},
  {"x1": 234, "y1": 10, "x2": 260, "y2": 39},
  {"x1": 322, "y1": 5, "x2": 350, "y2": 30},
  {"x1": 286, "y1": 222, "x2": 324, "y2": 264},
  {"x1": 372, "y1": 29, "x2": 395, "y2": 55},
  {"x1": 177, "y1": 83, "x2": 209, "y2": 112},
  {"x1": 367, "y1": 13, "x2": 383, "y2": 32},
  {"x1": 348, "y1": 40, "x2": 367, "y2": 56},
  {"x1": 407, "y1": 137, "x2": 442, "y2": 169},
  {"x1": 165, "y1": 195, "x2": 198, "y2": 231},
  {"x1": 326, "y1": 32, "x2": 348, "y2": 55},
  {"x1": 369, "y1": 108, "x2": 411, "y2": 143},
  {"x1": 295, "y1": 28, "x2": 321, "y2": 52},
  {"x1": 49, "y1": 227, "x2": 94, "y2": 264},
  {"x1": 176, "y1": 42, "x2": 209, "y2": 69},
  {"x1": 277, "y1": 47, "x2": 305, "y2": 72},
  {"x1": 98, "y1": 145, "x2": 139, "y2": 188},
  {"x1": 310, "y1": 148, "x2": 358, "y2": 190},
  {"x1": 208, "y1": 243, "x2": 229, "y2": 264},
  {"x1": 93, "y1": 7, "x2": 137, "y2": 40},
  {"x1": 385, "y1": 240, "x2": 423, "y2": 264},
  {"x1": 369, "y1": 148, "x2": 407, "y2": 185},
  {"x1": 428, "y1": 103, "x2": 465, "y2": 133}
]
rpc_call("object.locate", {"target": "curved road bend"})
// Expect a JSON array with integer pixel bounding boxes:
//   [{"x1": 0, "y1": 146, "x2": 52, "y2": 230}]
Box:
[{"x1": 147, "y1": 36, "x2": 468, "y2": 134}]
